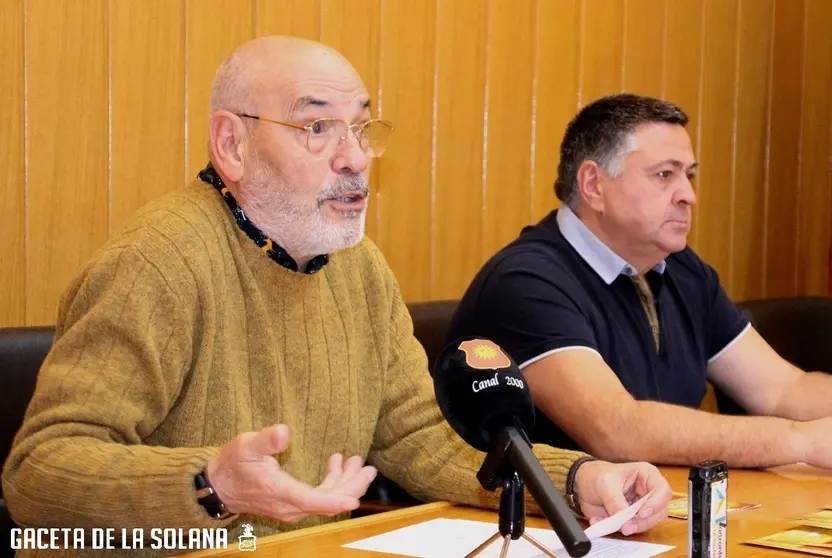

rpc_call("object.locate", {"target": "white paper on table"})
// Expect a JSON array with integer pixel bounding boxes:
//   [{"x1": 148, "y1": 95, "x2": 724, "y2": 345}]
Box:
[{"x1": 342, "y1": 517, "x2": 674, "y2": 558}]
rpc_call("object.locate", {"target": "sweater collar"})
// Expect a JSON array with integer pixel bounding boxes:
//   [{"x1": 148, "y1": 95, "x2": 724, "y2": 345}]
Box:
[{"x1": 198, "y1": 163, "x2": 329, "y2": 275}]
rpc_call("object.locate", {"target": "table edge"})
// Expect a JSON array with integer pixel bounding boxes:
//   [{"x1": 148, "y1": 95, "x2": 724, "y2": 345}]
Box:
[{"x1": 177, "y1": 501, "x2": 454, "y2": 557}]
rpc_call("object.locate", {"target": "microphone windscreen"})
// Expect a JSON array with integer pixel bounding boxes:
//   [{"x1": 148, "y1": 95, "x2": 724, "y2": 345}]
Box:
[{"x1": 432, "y1": 337, "x2": 535, "y2": 452}]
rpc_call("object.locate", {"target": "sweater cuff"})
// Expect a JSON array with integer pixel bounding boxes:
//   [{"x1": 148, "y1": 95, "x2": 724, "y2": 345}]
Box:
[
  {"x1": 4, "y1": 444, "x2": 233, "y2": 531},
  {"x1": 153, "y1": 448, "x2": 237, "y2": 529}
]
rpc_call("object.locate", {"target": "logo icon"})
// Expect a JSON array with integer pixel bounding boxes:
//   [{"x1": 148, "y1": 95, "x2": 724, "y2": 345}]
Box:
[
  {"x1": 458, "y1": 339, "x2": 511, "y2": 370},
  {"x1": 238, "y1": 524, "x2": 256, "y2": 552},
  {"x1": 713, "y1": 487, "x2": 727, "y2": 523}
]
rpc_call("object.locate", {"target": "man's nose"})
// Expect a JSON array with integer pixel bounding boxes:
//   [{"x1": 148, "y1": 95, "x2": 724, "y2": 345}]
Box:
[
  {"x1": 677, "y1": 176, "x2": 697, "y2": 206},
  {"x1": 331, "y1": 131, "x2": 369, "y2": 174}
]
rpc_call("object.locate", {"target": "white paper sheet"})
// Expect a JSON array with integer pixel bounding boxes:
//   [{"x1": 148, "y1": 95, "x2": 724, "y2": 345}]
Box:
[
  {"x1": 342, "y1": 517, "x2": 674, "y2": 558},
  {"x1": 584, "y1": 490, "x2": 653, "y2": 539}
]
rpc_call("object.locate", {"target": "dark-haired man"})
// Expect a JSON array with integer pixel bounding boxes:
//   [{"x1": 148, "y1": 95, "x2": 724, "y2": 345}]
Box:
[{"x1": 448, "y1": 93, "x2": 832, "y2": 469}]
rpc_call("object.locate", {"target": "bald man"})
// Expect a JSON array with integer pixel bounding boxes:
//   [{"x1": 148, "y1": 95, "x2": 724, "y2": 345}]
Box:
[{"x1": 3, "y1": 37, "x2": 670, "y2": 558}]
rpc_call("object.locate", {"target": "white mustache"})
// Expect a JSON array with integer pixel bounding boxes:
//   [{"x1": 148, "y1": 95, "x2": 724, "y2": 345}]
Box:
[{"x1": 318, "y1": 175, "x2": 369, "y2": 203}]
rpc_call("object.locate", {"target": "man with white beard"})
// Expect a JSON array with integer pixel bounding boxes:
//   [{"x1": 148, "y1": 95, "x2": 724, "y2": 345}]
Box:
[{"x1": 3, "y1": 36, "x2": 671, "y2": 558}]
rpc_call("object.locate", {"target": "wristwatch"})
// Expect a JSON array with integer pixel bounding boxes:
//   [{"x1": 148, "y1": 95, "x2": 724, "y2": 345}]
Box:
[
  {"x1": 194, "y1": 468, "x2": 235, "y2": 520},
  {"x1": 565, "y1": 456, "x2": 597, "y2": 518}
]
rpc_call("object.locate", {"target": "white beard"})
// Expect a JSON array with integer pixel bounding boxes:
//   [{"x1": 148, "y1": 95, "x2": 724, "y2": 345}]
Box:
[{"x1": 237, "y1": 153, "x2": 368, "y2": 261}]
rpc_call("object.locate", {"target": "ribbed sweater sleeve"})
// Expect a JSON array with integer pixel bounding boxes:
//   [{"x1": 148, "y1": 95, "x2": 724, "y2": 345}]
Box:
[
  {"x1": 367, "y1": 267, "x2": 588, "y2": 510},
  {"x1": 2, "y1": 243, "x2": 230, "y2": 531}
]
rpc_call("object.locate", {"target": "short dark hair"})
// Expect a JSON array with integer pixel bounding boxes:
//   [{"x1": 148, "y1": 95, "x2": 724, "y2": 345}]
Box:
[{"x1": 554, "y1": 93, "x2": 689, "y2": 208}]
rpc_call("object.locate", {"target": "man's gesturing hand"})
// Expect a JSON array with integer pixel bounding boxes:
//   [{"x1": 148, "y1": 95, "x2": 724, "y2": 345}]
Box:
[{"x1": 205, "y1": 424, "x2": 377, "y2": 522}]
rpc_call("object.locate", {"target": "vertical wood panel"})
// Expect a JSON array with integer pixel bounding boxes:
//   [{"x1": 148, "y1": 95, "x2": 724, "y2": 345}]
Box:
[
  {"x1": 0, "y1": 0, "x2": 25, "y2": 326},
  {"x1": 731, "y1": 0, "x2": 774, "y2": 302},
  {"x1": 111, "y1": 0, "x2": 186, "y2": 234},
  {"x1": 482, "y1": 0, "x2": 535, "y2": 261},
  {"x1": 578, "y1": 0, "x2": 624, "y2": 106},
  {"x1": 320, "y1": 0, "x2": 381, "y2": 243},
  {"x1": 432, "y1": 0, "x2": 487, "y2": 300},
  {"x1": 185, "y1": 0, "x2": 253, "y2": 180},
  {"x1": 26, "y1": 0, "x2": 109, "y2": 326},
  {"x1": 695, "y1": 0, "x2": 739, "y2": 294},
  {"x1": 765, "y1": 0, "x2": 804, "y2": 298},
  {"x1": 796, "y1": 0, "x2": 832, "y2": 295},
  {"x1": 663, "y1": 0, "x2": 704, "y2": 250},
  {"x1": 255, "y1": 0, "x2": 321, "y2": 40},
  {"x1": 532, "y1": 0, "x2": 579, "y2": 222},
  {"x1": 622, "y1": 0, "x2": 665, "y2": 97},
  {"x1": 376, "y1": 0, "x2": 436, "y2": 301}
]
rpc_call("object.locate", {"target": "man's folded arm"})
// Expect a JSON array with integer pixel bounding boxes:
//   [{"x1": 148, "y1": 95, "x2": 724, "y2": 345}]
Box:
[
  {"x1": 523, "y1": 348, "x2": 808, "y2": 468},
  {"x1": 706, "y1": 326, "x2": 832, "y2": 422},
  {"x1": 2, "y1": 245, "x2": 230, "y2": 530}
]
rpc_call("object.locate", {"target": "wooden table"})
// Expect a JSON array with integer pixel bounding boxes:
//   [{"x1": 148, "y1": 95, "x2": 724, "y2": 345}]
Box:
[{"x1": 180, "y1": 464, "x2": 832, "y2": 557}]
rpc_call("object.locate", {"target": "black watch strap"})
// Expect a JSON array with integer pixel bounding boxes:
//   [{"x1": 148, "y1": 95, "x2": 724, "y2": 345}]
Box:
[
  {"x1": 194, "y1": 469, "x2": 235, "y2": 520},
  {"x1": 565, "y1": 456, "x2": 597, "y2": 518}
]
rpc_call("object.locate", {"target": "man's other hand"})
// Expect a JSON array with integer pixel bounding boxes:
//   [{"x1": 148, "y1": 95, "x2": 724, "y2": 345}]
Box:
[{"x1": 574, "y1": 460, "x2": 671, "y2": 536}]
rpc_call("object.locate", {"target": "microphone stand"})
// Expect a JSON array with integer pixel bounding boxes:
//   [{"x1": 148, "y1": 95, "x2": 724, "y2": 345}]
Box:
[
  {"x1": 465, "y1": 425, "x2": 592, "y2": 558},
  {"x1": 465, "y1": 470, "x2": 559, "y2": 558}
]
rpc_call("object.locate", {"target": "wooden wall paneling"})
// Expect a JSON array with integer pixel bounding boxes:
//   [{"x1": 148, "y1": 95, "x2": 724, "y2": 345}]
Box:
[
  {"x1": 255, "y1": 0, "x2": 321, "y2": 40},
  {"x1": 4, "y1": 0, "x2": 829, "y2": 322},
  {"x1": 0, "y1": 0, "x2": 25, "y2": 326},
  {"x1": 531, "y1": 0, "x2": 579, "y2": 222},
  {"x1": 622, "y1": 0, "x2": 665, "y2": 98},
  {"x1": 25, "y1": 0, "x2": 110, "y2": 326},
  {"x1": 578, "y1": 0, "x2": 625, "y2": 106},
  {"x1": 481, "y1": 0, "x2": 536, "y2": 261},
  {"x1": 662, "y1": 0, "x2": 704, "y2": 250},
  {"x1": 796, "y1": 0, "x2": 832, "y2": 295},
  {"x1": 431, "y1": 0, "x2": 487, "y2": 300},
  {"x1": 185, "y1": 0, "x2": 254, "y2": 180},
  {"x1": 110, "y1": 0, "x2": 186, "y2": 234},
  {"x1": 765, "y1": 0, "x2": 805, "y2": 297},
  {"x1": 320, "y1": 0, "x2": 382, "y2": 242},
  {"x1": 731, "y1": 0, "x2": 774, "y2": 302},
  {"x1": 376, "y1": 0, "x2": 436, "y2": 301},
  {"x1": 694, "y1": 0, "x2": 740, "y2": 294}
]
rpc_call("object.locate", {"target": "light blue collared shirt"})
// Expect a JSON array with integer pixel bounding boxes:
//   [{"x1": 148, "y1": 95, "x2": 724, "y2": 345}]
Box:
[{"x1": 556, "y1": 206, "x2": 666, "y2": 285}]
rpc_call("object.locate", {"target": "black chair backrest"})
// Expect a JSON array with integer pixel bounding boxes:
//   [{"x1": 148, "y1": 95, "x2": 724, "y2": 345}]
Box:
[
  {"x1": 407, "y1": 300, "x2": 459, "y2": 371},
  {"x1": 737, "y1": 296, "x2": 832, "y2": 372},
  {"x1": 717, "y1": 296, "x2": 832, "y2": 414},
  {"x1": 0, "y1": 326, "x2": 55, "y2": 497}
]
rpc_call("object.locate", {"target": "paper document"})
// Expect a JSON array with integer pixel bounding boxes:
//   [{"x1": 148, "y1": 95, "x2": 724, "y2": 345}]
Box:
[
  {"x1": 343, "y1": 517, "x2": 674, "y2": 558},
  {"x1": 798, "y1": 510, "x2": 832, "y2": 530},
  {"x1": 746, "y1": 525, "x2": 832, "y2": 557}
]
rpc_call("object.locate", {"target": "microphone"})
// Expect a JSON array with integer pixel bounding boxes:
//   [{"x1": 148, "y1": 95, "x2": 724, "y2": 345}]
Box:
[{"x1": 432, "y1": 337, "x2": 591, "y2": 558}]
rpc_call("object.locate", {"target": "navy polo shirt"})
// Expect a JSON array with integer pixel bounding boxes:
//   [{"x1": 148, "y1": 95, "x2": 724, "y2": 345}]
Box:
[{"x1": 446, "y1": 207, "x2": 750, "y2": 451}]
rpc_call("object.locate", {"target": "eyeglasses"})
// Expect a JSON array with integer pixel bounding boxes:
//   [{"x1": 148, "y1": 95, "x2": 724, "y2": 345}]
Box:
[{"x1": 237, "y1": 113, "x2": 394, "y2": 157}]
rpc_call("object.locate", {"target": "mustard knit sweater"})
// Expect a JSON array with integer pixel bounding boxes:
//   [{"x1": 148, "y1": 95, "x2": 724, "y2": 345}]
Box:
[{"x1": 2, "y1": 181, "x2": 587, "y2": 557}]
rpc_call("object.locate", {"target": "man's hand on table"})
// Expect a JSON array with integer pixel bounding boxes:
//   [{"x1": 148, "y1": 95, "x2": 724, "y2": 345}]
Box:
[{"x1": 574, "y1": 460, "x2": 671, "y2": 536}]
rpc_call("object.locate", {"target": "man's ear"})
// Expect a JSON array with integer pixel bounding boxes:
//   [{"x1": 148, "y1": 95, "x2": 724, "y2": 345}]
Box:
[
  {"x1": 576, "y1": 160, "x2": 606, "y2": 213},
  {"x1": 208, "y1": 111, "x2": 248, "y2": 183}
]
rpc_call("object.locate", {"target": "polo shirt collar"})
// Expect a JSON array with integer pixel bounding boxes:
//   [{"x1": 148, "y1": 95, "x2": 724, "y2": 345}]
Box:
[{"x1": 556, "y1": 205, "x2": 666, "y2": 285}]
